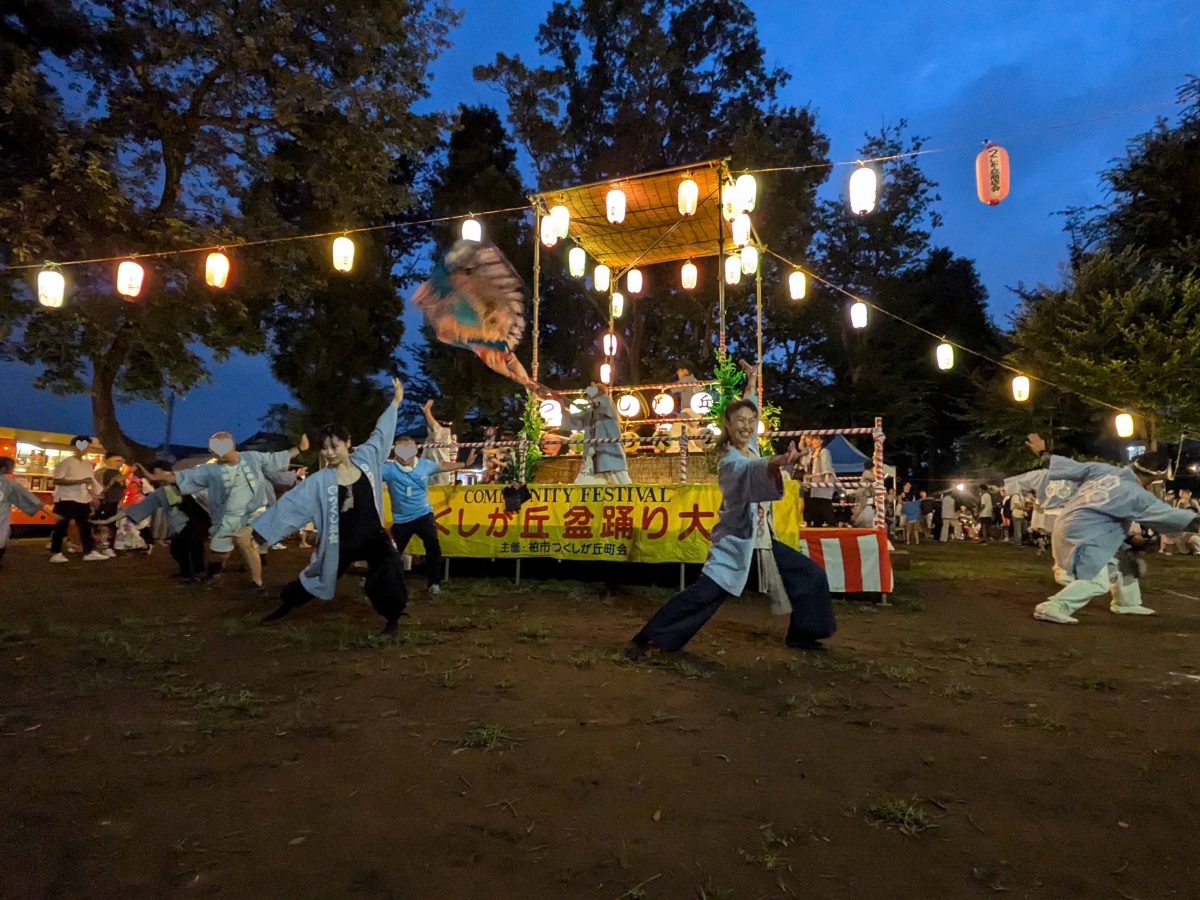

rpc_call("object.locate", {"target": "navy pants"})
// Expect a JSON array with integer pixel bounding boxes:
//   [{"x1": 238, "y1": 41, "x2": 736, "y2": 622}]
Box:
[
  {"x1": 634, "y1": 539, "x2": 835, "y2": 650},
  {"x1": 391, "y1": 513, "x2": 443, "y2": 588},
  {"x1": 279, "y1": 530, "x2": 407, "y2": 624}
]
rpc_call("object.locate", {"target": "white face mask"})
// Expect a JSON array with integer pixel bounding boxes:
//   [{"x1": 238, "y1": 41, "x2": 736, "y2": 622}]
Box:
[
  {"x1": 584, "y1": 385, "x2": 599, "y2": 399},
  {"x1": 394, "y1": 443, "x2": 418, "y2": 463}
]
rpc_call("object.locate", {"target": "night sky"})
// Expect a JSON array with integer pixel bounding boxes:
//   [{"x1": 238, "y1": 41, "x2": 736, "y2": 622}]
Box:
[{"x1": 2, "y1": 0, "x2": 1195, "y2": 445}]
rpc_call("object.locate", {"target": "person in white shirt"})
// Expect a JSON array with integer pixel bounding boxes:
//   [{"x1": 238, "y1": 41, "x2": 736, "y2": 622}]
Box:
[
  {"x1": 420, "y1": 399, "x2": 457, "y2": 487},
  {"x1": 1010, "y1": 489, "x2": 1028, "y2": 545},
  {"x1": 977, "y1": 484, "x2": 995, "y2": 543},
  {"x1": 940, "y1": 491, "x2": 962, "y2": 542},
  {"x1": 49, "y1": 435, "x2": 107, "y2": 562}
]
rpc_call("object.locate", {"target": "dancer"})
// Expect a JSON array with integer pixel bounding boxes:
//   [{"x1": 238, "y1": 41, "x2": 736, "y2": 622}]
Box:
[
  {"x1": 149, "y1": 431, "x2": 307, "y2": 590},
  {"x1": 626, "y1": 363, "x2": 835, "y2": 659},
  {"x1": 382, "y1": 436, "x2": 476, "y2": 596},
  {"x1": 420, "y1": 399, "x2": 457, "y2": 486},
  {"x1": 255, "y1": 379, "x2": 407, "y2": 633},
  {"x1": 553, "y1": 384, "x2": 630, "y2": 485},
  {"x1": 1, "y1": 457, "x2": 53, "y2": 570},
  {"x1": 1025, "y1": 434, "x2": 1200, "y2": 624},
  {"x1": 118, "y1": 461, "x2": 212, "y2": 579},
  {"x1": 49, "y1": 435, "x2": 106, "y2": 563}
]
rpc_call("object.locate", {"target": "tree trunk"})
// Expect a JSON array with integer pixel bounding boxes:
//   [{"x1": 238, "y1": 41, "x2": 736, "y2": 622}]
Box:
[{"x1": 91, "y1": 322, "x2": 155, "y2": 462}]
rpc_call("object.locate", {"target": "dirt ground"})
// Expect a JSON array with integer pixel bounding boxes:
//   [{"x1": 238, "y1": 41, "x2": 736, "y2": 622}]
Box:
[{"x1": 1, "y1": 537, "x2": 1199, "y2": 899}]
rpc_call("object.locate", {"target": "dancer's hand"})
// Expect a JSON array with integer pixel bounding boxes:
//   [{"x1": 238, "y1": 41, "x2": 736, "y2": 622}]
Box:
[
  {"x1": 1026, "y1": 433, "x2": 1046, "y2": 456},
  {"x1": 422, "y1": 398, "x2": 434, "y2": 413},
  {"x1": 465, "y1": 449, "x2": 479, "y2": 466},
  {"x1": 738, "y1": 359, "x2": 756, "y2": 376},
  {"x1": 298, "y1": 433, "x2": 310, "y2": 452},
  {"x1": 391, "y1": 377, "x2": 404, "y2": 406},
  {"x1": 769, "y1": 441, "x2": 801, "y2": 472}
]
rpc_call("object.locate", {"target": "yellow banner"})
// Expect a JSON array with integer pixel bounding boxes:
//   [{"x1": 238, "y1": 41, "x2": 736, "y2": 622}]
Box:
[{"x1": 393, "y1": 482, "x2": 804, "y2": 564}]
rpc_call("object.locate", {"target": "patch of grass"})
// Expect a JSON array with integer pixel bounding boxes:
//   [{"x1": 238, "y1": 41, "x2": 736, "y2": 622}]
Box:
[
  {"x1": 891, "y1": 596, "x2": 926, "y2": 613},
  {"x1": 196, "y1": 688, "x2": 265, "y2": 717},
  {"x1": 394, "y1": 628, "x2": 447, "y2": 647},
  {"x1": 517, "y1": 621, "x2": 553, "y2": 644},
  {"x1": 458, "y1": 724, "x2": 517, "y2": 752},
  {"x1": 880, "y1": 665, "x2": 921, "y2": 684},
  {"x1": 862, "y1": 797, "x2": 936, "y2": 836},
  {"x1": 46, "y1": 623, "x2": 80, "y2": 639},
  {"x1": 1083, "y1": 679, "x2": 1118, "y2": 693},
  {"x1": 696, "y1": 884, "x2": 735, "y2": 900},
  {"x1": 437, "y1": 670, "x2": 465, "y2": 688},
  {"x1": 1003, "y1": 712, "x2": 1067, "y2": 733},
  {"x1": 738, "y1": 824, "x2": 794, "y2": 871},
  {"x1": 0, "y1": 624, "x2": 34, "y2": 645},
  {"x1": 566, "y1": 649, "x2": 599, "y2": 669},
  {"x1": 222, "y1": 616, "x2": 257, "y2": 637},
  {"x1": 494, "y1": 677, "x2": 515, "y2": 692},
  {"x1": 659, "y1": 658, "x2": 712, "y2": 680},
  {"x1": 939, "y1": 683, "x2": 976, "y2": 701},
  {"x1": 269, "y1": 625, "x2": 312, "y2": 653}
]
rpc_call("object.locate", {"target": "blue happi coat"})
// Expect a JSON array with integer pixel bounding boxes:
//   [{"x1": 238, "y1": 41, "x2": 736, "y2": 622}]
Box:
[
  {"x1": 703, "y1": 445, "x2": 784, "y2": 596},
  {"x1": 567, "y1": 393, "x2": 627, "y2": 474},
  {"x1": 1003, "y1": 468, "x2": 1076, "y2": 511},
  {"x1": 123, "y1": 487, "x2": 189, "y2": 537},
  {"x1": 1, "y1": 476, "x2": 43, "y2": 548},
  {"x1": 1048, "y1": 455, "x2": 1197, "y2": 580},
  {"x1": 251, "y1": 401, "x2": 397, "y2": 600},
  {"x1": 176, "y1": 450, "x2": 292, "y2": 537}
]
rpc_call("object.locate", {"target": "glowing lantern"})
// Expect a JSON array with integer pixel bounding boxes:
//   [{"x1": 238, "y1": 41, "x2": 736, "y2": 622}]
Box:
[
  {"x1": 626, "y1": 268, "x2": 643, "y2": 294},
  {"x1": 975, "y1": 143, "x2": 1011, "y2": 206},
  {"x1": 724, "y1": 254, "x2": 742, "y2": 285},
  {"x1": 1115, "y1": 412, "x2": 1134, "y2": 438},
  {"x1": 539, "y1": 399, "x2": 563, "y2": 428},
  {"x1": 735, "y1": 174, "x2": 757, "y2": 212},
  {"x1": 549, "y1": 203, "x2": 570, "y2": 238},
  {"x1": 850, "y1": 301, "x2": 868, "y2": 329},
  {"x1": 205, "y1": 251, "x2": 230, "y2": 288},
  {"x1": 606, "y1": 188, "x2": 626, "y2": 224},
  {"x1": 1012, "y1": 375, "x2": 1031, "y2": 402},
  {"x1": 689, "y1": 391, "x2": 714, "y2": 415},
  {"x1": 539, "y1": 215, "x2": 559, "y2": 248},
  {"x1": 758, "y1": 420, "x2": 766, "y2": 435},
  {"x1": 740, "y1": 245, "x2": 759, "y2": 275},
  {"x1": 568, "y1": 246, "x2": 586, "y2": 277},
  {"x1": 955, "y1": 482, "x2": 966, "y2": 492},
  {"x1": 569, "y1": 398, "x2": 589, "y2": 415},
  {"x1": 593, "y1": 264, "x2": 611, "y2": 293},
  {"x1": 721, "y1": 179, "x2": 739, "y2": 220},
  {"x1": 652, "y1": 393, "x2": 675, "y2": 416},
  {"x1": 616, "y1": 394, "x2": 641, "y2": 417},
  {"x1": 936, "y1": 342, "x2": 954, "y2": 370},
  {"x1": 681, "y1": 260, "x2": 698, "y2": 290},
  {"x1": 599, "y1": 362, "x2": 612, "y2": 384},
  {"x1": 849, "y1": 165, "x2": 878, "y2": 215},
  {"x1": 602, "y1": 332, "x2": 618, "y2": 356},
  {"x1": 332, "y1": 236, "x2": 355, "y2": 272},
  {"x1": 678, "y1": 178, "x2": 699, "y2": 216},
  {"x1": 731, "y1": 213, "x2": 752, "y2": 248},
  {"x1": 610, "y1": 292, "x2": 625, "y2": 318},
  {"x1": 38, "y1": 268, "x2": 65, "y2": 308},
  {"x1": 461, "y1": 218, "x2": 482, "y2": 242},
  {"x1": 116, "y1": 260, "x2": 145, "y2": 298},
  {"x1": 788, "y1": 270, "x2": 806, "y2": 300}
]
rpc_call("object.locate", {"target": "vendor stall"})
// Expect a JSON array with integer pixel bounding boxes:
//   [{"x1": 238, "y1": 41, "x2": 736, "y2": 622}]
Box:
[{"x1": 0, "y1": 427, "x2": 104, "y2": 527}]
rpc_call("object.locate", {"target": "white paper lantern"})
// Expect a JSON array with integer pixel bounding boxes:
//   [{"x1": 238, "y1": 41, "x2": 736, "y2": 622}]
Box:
[
  {"x1": 788, "y1": 270, "x2": 806, "y2": 300},
  {"x1": 721, "y1": 179, "x2": 739, "y2": 221},
  {"x1": 626, "y1": 268, "x2": 643, "y2": 294},
  {"x1": 689, "y1": 390, "x2": 714, "y2": 415},
  {"x1": 610, "y1": 292, "x2": 625, "y2": 319},
  {"x1": 332, "y1": 236, "x2": 355, "y2": 272},
  {"x1": 616, "y1": 394, "x2": 641, "y2": 417},
  {"x1": 1115, "y1": 412, "x2": 1134, "y2": 438},
  {"x1": 936, "y1": 342, "x2": 954, "y2": 370},
  {"x1": 758, "y1": 420, "x2": 766, "y2": 435},
  {"x1": 549, "y1": 203, "x2": 570, "y2": 238},
  {"x1": 735, "y1": 174, "x2": 757, "y2": 212},
  {"x1": 593, "y1": 264, "x2": 611, "y2": 293},
  {"x1": 652, "y1": 393, "x2": 675, "y2": 416},
  {"x1": 461, "y1": 218, "x2": 482, "y2": 242},
  {"x1": 116, "y1": 260, "x2": 145, "y2": 298},
  {"x1": 681, "y1": 260, "x2": 698, "y2": 290},
  {"x1": 37, "y1": 268, "x2": 65, "y2": 308},
  {"x1": 599, "y1": 362, "x2": 612, "y2": 384},
  {"x1": 602, "y1": 332, "x2": 618, "y2": 356},
  {"x1": 539, "y1": 399, "x2": 563, "y2": 428},
  {"x1": 850, "y1": 301, "x2": 868, "y2": 329},
  {"x1": 724, "y1": 254, "x2": 742, "y2": 285},
  {"x1": 205, "y1": 251, "x2": 230, "y2": 288},
  {"x1": 606, "y1": 188, "x2": 626, "y2": 224},
  {"x1": 539, "y1": 215, "x2": 559, "y2": 248},
  {"x1": 849, "y1": 165, "x2": 878, "y2": 215},
  {"x1": 731, "y1": 213, "x2": 752, "y2": 248},
  {"x1": 740, "y1": 245, "x2": 759, "y2": 275},
  {"x1": 569, "y1": 398, "x2": 589, "y2": 415},
  {"x1": 1012, "y1": 375, "x2": 1031, "y2": 402},
  {"x1": 568, "y1": 246, "x2": 586, "y2": 277},
  {"x1": 678, "y1": 178, "x2": 699, "y2": 216}
]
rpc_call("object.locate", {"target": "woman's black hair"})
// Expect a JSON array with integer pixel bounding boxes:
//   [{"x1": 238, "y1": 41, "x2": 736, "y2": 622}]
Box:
[
  {"x1": 0, "y1": 455, "x2": 14, "y2": 472},
  {"x1": 70, "y1": 434, "x2": 92, "y2": 447},
  {"x1": 716, "y1": 398, "x2": 759, "y2": 455},
  {"x1": 318, "y1": 423, "x2": 352, "y2": 446}
]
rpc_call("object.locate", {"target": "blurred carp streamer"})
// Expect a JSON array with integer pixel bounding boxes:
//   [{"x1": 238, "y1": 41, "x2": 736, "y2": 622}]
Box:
[{"x1": 411, "y1": 240, "x2": 535, "y2": 389}]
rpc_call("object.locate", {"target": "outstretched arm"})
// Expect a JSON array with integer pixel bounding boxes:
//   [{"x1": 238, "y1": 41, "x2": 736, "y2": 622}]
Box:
[
  {"x1": 739, "y1": 359, "x2": 758, "y2": 403},
  {"x1": 439, "y1": 449, "x2": 478, "y2": 473}
]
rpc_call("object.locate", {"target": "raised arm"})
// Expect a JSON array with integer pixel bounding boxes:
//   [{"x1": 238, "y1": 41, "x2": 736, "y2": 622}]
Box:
[
  {"x1": 738, "y1": 359, "x2": 758, "y2": 403},
  {"x1": 439, "y1": 449, "x2": 478, "y2": 473},
  {"x1": 422, "y1": 399, "x2": 440, "y2": 432}
]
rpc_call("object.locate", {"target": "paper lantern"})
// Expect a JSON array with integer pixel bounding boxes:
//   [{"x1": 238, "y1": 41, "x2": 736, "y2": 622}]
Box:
[
  {"x1": 788, "y1": 270, "x2": 806, "y2": 300},
  {"x1": 850, "y1": 301, "x2": 868, "y2": 329},
  {"x1": 757, "y1": 420, "x2": 766, "y2": 435},
  {"x1": 38, "y1": 268, "x2": 65, "y2": 308},
  {"x1": 332, "y1": 236, "x2": 355, "y2": 272},
  {"x1": 689, "y1": 391, "x2": 714, "y2": 415},
  {"x1": 849, "y1": 165, "x2": 878, "y2": 215},
  {"x1": 626, "y1": 268, "x2": 643, "y2": 294},
  {"x1": 568, "y1": 246, "x2": 586, "y2": 277},
  {"x1": 678, "y1": 178, "x2": 699, "y2": 216},
  {"x1": 205, "y1": 251, "x2": 230, "y2": 288},
  {"x1": 652, "y1": 393, "x2": 675, "y2": 416},
  {"x1": 681, "y1": 260, "x2": 698, "y2": 290},
  {"x1": 593, "y1": 264, "x2": 611, "y2": 293},
  {"x1": 606, "y1": 188, "x2": 626, "y2": 224},
  {"x1": 616, "y1": 394, "x2": 641, "y2": 417},
  {"x1": 731, "y1": 213, "x2": 751, "y2": 248},
  {"x1": 721, "y1": 179, "x2": 739, "y2": 220},
  {"x1": 740, "y1": 245, "x2": 759, "y2": 275},
  {"x1": 955, "y1": 482, "x2": 966, "y2": 492},
  {"x1": 1012, "y1": 375, "x2": 1031, "y2": 402},
  {"x1": 975, "y1": 143, "x2": 1011, "y2": 206},
  {"x1": 569, "y1": 398, "x2": 589, "y2": 415},
  {"x1": 539, "y1": 215, "x2": 558, "y2": 248},
  {"x1": 461, "y1": 218, "x2": 482, "y2": 242},
  {"x1": 599, "y1": 362, "x2": 612, "y2": 384},
  {"x1": 736, "y1": 174, "x2": 758, "y2": 213},
  {"x1": 602, "y1": 332, "x2": 618, "y2": 356},
  {"x1": 116, "y1": 260, "x2": 145, "y2": 298},
  {"x1": 1115, "y1": 412, "x2": 1134, "y2": 438},
  {"x1": 539, "y1": 399, "x2": 563, "y2": 428},
  {"x1": 724, "y1": 254, "x2": 742, "y2": 285},
  {"x1": 936, "y1": 342, "x2": 954, "y2": 370},
  {"x1": 549, "y1": 203, "x2": 570, "y2": 238},
  {"x1": 610, "y1": 292, "x2": 625, "y2": 318}
]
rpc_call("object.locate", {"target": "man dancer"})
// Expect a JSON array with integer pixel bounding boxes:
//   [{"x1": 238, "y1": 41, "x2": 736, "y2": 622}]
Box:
[
  {"x1": 49, "y1": 435, "x2": 107, "y2": 563},
  {"x1": 2, "y1": 457, "x2": 54, "y2": 570}
]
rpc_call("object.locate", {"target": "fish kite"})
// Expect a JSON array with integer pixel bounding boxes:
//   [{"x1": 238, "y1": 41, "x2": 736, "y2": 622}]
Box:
[{"x1": 411, "y1": 240, "x2": 535, "y2": 390}]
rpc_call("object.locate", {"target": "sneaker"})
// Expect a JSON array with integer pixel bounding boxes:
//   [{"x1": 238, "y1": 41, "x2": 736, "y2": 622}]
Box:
[
  {"x1": 83, "y1": 551, "x2": 110, "y2": 562},
  {"x1": 271, "y1": 543, "x2": 286, "y2": 551},
  {"x1": 1110, "y1": 604, "x2": 1156, "y2": 616},
  {"x1": 1033, "y1": 604, "x2": 1078, "y2": 625},
  {"x1": 428, "y1": 584, "x2": 441, "y2": 597},
  {"x1": 103, "y1": 548, "x2": 117, "y2": 558},
  {"x1": 260, "y1": 604, "x2": 291, "y2": 624},
  {"x1": 49, "y1": 553, "x2": 69, "y2": 563}
]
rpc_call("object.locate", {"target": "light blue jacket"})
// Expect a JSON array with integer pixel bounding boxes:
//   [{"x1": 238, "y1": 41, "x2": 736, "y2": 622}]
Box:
[
  {"x1": 1003, "y1": 468, "x2": 1075, "y2": 510},
  {"x1": 1, "y1": 476, "x2": 43, "y2": 548},
  {"x1": 251, "y1": 402, "x2": 398, "y2": 600},
  {"x1": 176, "y1": 450, "x2": 292, "y2": 536},
  {"x1": 123, "y1": 487, "x2": 189, "y2": 537},
  {"x1": 1048, "y1": 455, "x2": 1196, "y2": 580},
  {"x1": 702, "y1": 446, "x2": 784, "y2": 596},
  {"x1": 567, "y1": 393, "x2": 627, "y2": 474}
]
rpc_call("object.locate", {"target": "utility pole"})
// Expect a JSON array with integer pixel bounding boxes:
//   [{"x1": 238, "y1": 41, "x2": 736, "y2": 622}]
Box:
[{"x1": 161, "y1": 393, "x2": 175, "y2": 456}]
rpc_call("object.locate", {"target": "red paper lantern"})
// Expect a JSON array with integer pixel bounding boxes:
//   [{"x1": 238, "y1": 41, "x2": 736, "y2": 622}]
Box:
[{"x1": 975, "y1": 143, "x2": 1010, "y2": 206}]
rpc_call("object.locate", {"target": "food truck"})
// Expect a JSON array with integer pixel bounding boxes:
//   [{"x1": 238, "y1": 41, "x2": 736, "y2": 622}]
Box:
[{"x1": 0, "y1": 427, "x2": 104, "y2": 527}]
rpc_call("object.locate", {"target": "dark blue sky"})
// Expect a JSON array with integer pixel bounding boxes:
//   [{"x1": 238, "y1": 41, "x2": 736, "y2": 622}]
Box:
[{"x1": 2, "y1": 0, "x2": 1196, "y2": 445}]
